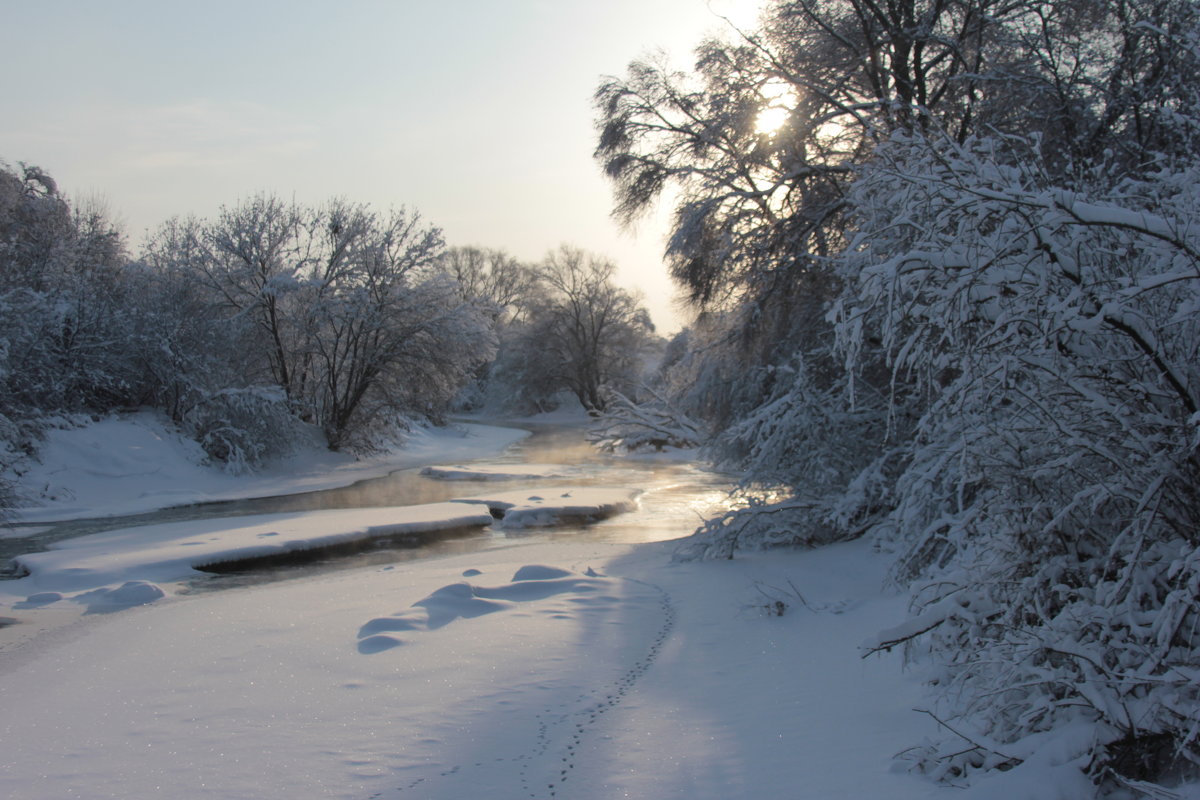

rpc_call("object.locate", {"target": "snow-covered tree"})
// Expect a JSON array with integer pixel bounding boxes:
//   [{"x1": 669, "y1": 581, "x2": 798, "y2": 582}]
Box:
[
  {"x1": 601, "y1": 0, "x2": 1200, "y2": 791},
  {"x1": 843, "y1": 131, "x2": 1200, "y2": 788},
  {"x1": 0, "y1": 162, "x2": 189, "y2": 489},
  {"x1": 144, "y1": 196, "x2": 494, "y2": 450},
  {"x1": 0, "y1": 161, "x2": 141, "y2": 415},
  {"x1": 596, "y1": 0, "x2": 1200, "y2": 375},
  {"x1": 436, "y1": 246, "x2": 538, "y2": 412},
  {"x1": 438, "y1": 245, "x2": 536, "y2": 322},
  {"x1": 503, "y1": 246, "x2": 654, "y2": 413}
]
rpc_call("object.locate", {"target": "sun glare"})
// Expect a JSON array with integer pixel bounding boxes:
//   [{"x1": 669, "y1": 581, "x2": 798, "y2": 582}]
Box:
[
  {"x1": 756, "y1": 80, "x2": 796, "y2": 135},
  {"x1": 756, "y1": 105, "x2": 790, "y2": 135},
  {"x1": 707, "y1": 0, "x2": 766, "y2": 31}
]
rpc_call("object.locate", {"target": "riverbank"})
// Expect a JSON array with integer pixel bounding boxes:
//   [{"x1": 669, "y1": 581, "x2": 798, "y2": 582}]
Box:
[
  {"x1": 0, "y1": 413, "x2": 535, "y2": 654},
  {"x1": 0, "y1": 533, "x2": 954, "y2": 800},
  {"x1": 0, "y1": 414, "x2": 1105, "y2": 799},
  {"x1": 4, "y1": 410, "x2": 532, "y2": 524}
]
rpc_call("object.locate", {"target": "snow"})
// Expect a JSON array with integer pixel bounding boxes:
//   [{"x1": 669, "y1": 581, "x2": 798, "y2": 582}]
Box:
[
  {"x1": 451, "y1": 487, "x2": 642, "y2": 528},
  {"x1": 7, "y1": 503, "x2": 498, "y2": 596},
  {"x1": 7, "y1": 410, "x2": 529, "y2": 523},
  {"x1": 0, "y1": 412, "x2": 1113, "y2": 799},
  {"x1": 420, "y1": 462, "x2": 575, "y2": 480},
  {"x1": 0, "y1": 536, "x2": 955, "y2": 800},
  {"x1": 3, "y1": 489, "x2": 641, "y2": 605}
]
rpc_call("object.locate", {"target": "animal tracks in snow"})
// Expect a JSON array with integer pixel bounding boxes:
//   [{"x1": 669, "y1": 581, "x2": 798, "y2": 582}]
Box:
[
  {"x1": 519, "y1": 576, "x2": 675, "y2": 799},
  {"x1": 358, "y1": 565, "x2": 677, "y2": 799}
]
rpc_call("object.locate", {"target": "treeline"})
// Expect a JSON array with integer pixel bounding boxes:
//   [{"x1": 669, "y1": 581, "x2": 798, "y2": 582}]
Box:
[
  {"x1": 0, "y1": 165, "x2": 655, "y2": 494},
  {"x1": 599, "y1": 0, "x2": 1200, "y2": 792}
]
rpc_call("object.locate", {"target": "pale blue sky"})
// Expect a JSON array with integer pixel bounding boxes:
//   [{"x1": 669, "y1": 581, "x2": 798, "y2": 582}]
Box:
[{"x1": 1, "y1": 0, "x2": 760, "y2": 332}]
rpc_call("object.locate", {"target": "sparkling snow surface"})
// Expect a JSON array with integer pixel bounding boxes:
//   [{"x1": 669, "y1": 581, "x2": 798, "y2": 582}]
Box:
[
  {"x1": 0, "y1": 538, "x2": 952, "y2": 800},
  {"x1": 0, "y1": 414, "x2": 1111, "y2": 799}
]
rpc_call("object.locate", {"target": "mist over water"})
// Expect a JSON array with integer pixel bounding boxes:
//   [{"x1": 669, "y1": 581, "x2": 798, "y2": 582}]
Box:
[{"x1": 1, "y1": 422, "x2": 735, "y2": 587}]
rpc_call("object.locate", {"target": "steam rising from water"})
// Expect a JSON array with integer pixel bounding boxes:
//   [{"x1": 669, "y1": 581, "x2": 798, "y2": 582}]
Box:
[{"x1": 4, "y1": 423, "x2": 736, "y2": 589}]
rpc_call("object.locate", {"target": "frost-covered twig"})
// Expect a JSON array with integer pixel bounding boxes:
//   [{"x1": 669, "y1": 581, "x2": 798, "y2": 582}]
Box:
[{"x1": 587, "y1": 387, "x2": 706, "y2": 452}]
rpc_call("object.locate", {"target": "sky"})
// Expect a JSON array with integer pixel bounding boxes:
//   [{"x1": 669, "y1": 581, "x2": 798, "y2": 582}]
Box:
[{"x1": 0, "y1": 0, "x2": 763, "y2": 334}]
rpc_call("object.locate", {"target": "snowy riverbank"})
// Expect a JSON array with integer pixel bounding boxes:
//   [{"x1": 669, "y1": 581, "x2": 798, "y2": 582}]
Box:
[
  {"x1": 0, "y1": 412, "x2": 1124, "y2": 799},
  {"x1": 5, "y1": 411, "x2": 532, "y2": 524},
  {"x1": 0, "y1": 534, "x2": 954, "y2": 800}
]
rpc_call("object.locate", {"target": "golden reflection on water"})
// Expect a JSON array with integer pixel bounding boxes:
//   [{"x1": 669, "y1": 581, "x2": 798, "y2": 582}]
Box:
[{"x1": 7, "y1": 422, "x2": 740, "y2": 590}]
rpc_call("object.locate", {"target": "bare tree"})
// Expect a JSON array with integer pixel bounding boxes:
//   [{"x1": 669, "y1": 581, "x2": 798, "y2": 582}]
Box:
[
  {"x1": 437, "y1": 245, "x2": 535, "y2": 322},
  {"x1": 144, "y1": 196, "x2": 494, "y2": 449},
  {"x1": 509, "y1": 246, "x2": 654, "y2": 413},
  {"x1": 181, "y1": 195, "x2": 308, "y2": 397},
  {"x1": 303, "y1": 209, "x2": 493, "y2": 447}
]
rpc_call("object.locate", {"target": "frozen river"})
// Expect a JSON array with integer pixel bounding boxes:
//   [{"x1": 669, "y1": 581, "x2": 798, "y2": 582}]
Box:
[
  {"x1": 1, "y1": 421, "x2": 735, "y2": 588},
  {"x1": 0, "y1": 420, "x2": 945, "y2": 800}
]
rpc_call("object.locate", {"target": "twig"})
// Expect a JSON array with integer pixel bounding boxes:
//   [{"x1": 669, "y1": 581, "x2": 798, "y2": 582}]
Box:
[{"x1": 914, "y1": 708, "x2": 1023, "y2": 765}]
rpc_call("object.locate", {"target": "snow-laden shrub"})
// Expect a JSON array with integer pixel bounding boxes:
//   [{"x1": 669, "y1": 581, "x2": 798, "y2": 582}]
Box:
[
  {"x1": 840, "y1": 132, "x2": 1200, "y2": 789},
  {"x1": 677, "y1": 353, "x2": 905, "y2": 559},
  {"x1": 332, "y1": 414, "x2": 414, "y2": 458},
  {"x1": 587, "y1": 387, "x2": 706, "y2": 453},
  {"x1": 181, "y1": 387, "x2": 304, "y2": 473}
]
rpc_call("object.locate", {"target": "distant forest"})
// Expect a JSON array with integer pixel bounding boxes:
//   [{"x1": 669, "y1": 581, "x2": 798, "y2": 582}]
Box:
[{"x1": 0, "y1": 169, "x2": 658, "y2": 477}]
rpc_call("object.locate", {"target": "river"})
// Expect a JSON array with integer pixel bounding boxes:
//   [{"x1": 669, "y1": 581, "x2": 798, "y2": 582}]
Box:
[{"x1": 1, "y1": 421, "x2": 735, "y2": 589}]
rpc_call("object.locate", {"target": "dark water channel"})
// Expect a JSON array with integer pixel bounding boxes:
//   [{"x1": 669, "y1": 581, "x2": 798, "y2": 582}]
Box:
[{"x1": 0, "y1": 422, "x2": 734, "y2": 587}]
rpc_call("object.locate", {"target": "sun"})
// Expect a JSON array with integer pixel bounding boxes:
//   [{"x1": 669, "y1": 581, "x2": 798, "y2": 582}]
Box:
[
  {"x1": 755, "y1": 79, "x2": 796, "y2": 135},
  {"x1": 756, "y1": 105, "x2": 791, "y2": 135}
]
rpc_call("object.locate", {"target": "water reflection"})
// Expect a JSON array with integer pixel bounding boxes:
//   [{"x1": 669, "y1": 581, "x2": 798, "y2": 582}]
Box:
[{"x1": 2, "y1": 421, "x2": 735, "y2": 585}]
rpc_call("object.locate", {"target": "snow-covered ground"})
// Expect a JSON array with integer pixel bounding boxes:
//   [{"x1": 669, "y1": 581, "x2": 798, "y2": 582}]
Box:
[
  {"x1": 0, "y1": 413, "x2": 1114, "y2": 799},
  {"x1": 0, "y1": 535, "x2": 953, "y2": 800},
  {"x1": 6, "y1": 410, "x2": 529, "y2": 523}
]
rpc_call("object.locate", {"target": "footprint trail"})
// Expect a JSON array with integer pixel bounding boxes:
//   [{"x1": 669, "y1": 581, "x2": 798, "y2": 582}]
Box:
[
  {"x1": 359, "y1": 565, "x2": 676, "y2": 799},
  {"x1": 520, "y1": 576, "x2": 675, "y2": 799}
]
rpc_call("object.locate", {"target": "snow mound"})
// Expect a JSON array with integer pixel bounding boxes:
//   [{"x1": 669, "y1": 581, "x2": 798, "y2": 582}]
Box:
[
  {"x1": 13, "y1": 591, "x2": 63, "y2": 609},
  {"x1": 355, "y1": 565, "x2": 611, "y2": 652},
  {"x1": 419, "y1": 463, "x2": 573, "y2": 481},
  {"x1": 450, "y1": 487, "x2": 641, "y2": 528},
  {"x1": 511, "y1": 564, "x2": 573, "y2": 581},
  {"x1": 7, "y1": 503, "x2": 496, "y2": 599},
  {"x1": 76, "y1": 581, "x2": 166, "y2": 614}
]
